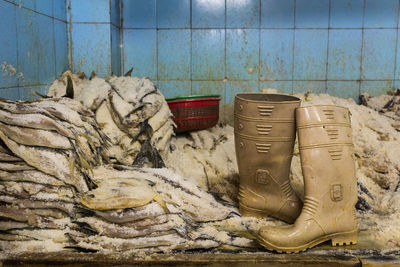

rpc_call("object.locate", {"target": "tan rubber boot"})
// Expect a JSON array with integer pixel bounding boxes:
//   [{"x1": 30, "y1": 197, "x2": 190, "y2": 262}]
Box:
[
  {"x1": 234, "y1": 93, "x2": 302, "y2": 224},
  {"x1": 256, "y1": 105, "x2": 358, "y2": 253}
]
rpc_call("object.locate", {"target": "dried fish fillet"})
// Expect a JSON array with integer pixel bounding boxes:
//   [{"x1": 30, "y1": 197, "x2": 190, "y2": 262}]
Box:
[
  {"x1": 0, "y1": 170, "x2": 64, "y2": 186},
  {"x1": 0, "y1": 122, "x2": 71, "y2": 149},
  {"x1": 0, "y1": 152, "x2": 20, "y2": 162},
  {"x1": 0, "y1": 130, "x2": 88, "y2": 192},
  {"x1": 80, "y1": 178, "x2": 155, "y2": 210},
  {"x1": 0, "y1": 161, "x2": 35, "y2": 171},
  {"x1": 0, "y1": 109, "x2": 73, "y2": 138}
]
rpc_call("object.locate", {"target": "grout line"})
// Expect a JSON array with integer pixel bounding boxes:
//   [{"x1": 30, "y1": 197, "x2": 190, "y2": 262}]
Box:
[
  {"x1": 52, "y1": 6, "x2": 57, "y2": 79},
  {"x1": 190, "y1": 0, "x2": 192, "y2": 95},
  {"x1": 121, "y1": 26, "x2": 400, "y2": 30},
  {"x1": 325, "y1": 0, "x2": 332, "y2": 93},
  {"x1": 156, "y1": 0, "x2": 159, "y2": 84},
  {"x1": 392, "y1": 0, "x2": 400, "y2": 89},
  {"x1": 291, "y1": 0, "x2": 297, "y2": 94},
  {"x1": 359, "y1": 0, "x2": 366, "y2": 96},
  {"x1": 224, "y1": 0, "x2": 227, "y2": 121},
  {"x1": 258, "y1": 0, "x2": 261, "y2": 92},
  {"x1": 2, "y1": 0, "x2": 68, "y2": 22}
]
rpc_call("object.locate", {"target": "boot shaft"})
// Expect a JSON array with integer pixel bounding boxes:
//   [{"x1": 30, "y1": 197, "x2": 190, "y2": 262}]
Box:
[
  {"x1": 234, "y1": 93, "x2": 302, "y2": 222},
  {"x1": 296, "y1": 105, "x2": 357, "y2": 233}
]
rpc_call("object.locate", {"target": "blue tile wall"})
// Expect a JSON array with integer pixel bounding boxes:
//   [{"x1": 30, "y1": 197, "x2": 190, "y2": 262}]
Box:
[
  {"x1": 71, "y1": 23, "x2": 112, "y2": 77},
  {"x1": 261, "y1": 0, "x2": 294, "y2": 28},
  {"x1": 226, "y1": 29, "x2": 259, "y2": 80},
  {"x1": 362, "y1": 29, "x2": 396, "y2": 80},
  {"x1": 192, "y1": 0, "x2": 225, "y2": 28},
  {"x1": 364, "y1": 0, "x2": 398, "y2": 28},
  {"x1": 328, "y1": 29, "x2": 362, "y2": 80},
  {"x1": 0, "y1": 1, "x2": 18, "y2": 88},
  {"x1": 123, "y1": 29, "x2": 157, "y2": 79},
  {"x1": 111, "y1": 25, "x2": 121, "y2": 75},
  {"x1": 0, "y1": 0, "x2": 68, "y2": 100},
  {"x1": 330, "y1": 0, "x2": 363, "y2": 28},
  {"x1": 158, "y1": 29, "x2": 191, "y2": 80},
  {"x1": 54, "y1": 20, "x2": 68, "y2": 75},
  {"x1": 295, "y1": 0, "x2": 329, "y2": 28},
  {"x1": 227, "y1": 0, "x2": 260, "y2": 28},
  {"x1": 192, "y1": 29, "x2": 225, "y2": 80},
  {"x1": 293, "y1": 29, "x2": 328, "y2": 80},
  {"x1": 53, "y1": 0, "x2": 66, "y2": 21},
  {"x1": 71, "y1": 0, "x2": 110, "y2": 23},
  {"x1": 157, "y1": 0, "x2": 190, "y2": 28},
  {"x1": 123, "y1": 0, "x2": 156, "y2": 28},
  {"x1": 260, "y1": 29, "x2": 293, "y2": 81}
]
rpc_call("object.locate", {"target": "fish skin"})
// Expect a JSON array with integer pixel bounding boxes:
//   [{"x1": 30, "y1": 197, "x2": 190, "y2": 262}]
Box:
[
  {"x1": 0, "y1": 152, "x2": 20, "y2": 162},
  {"x1": 0, "y1": 161, "x2": 35, "y2": 171},
  {"x1": 0, "y1": 195, "x2": 75, "y2": 217},
  {"x1": 0, "y1": 130, "x2": 89, "y2": 192},
  {"x1": 148, "y1": 103, "x2": 173, "y2": 133},
  {"x1": 0, "y1": 122, "x2": 71, "y2": 149},
  {"x1": 0, "y1": 170, "x2": 65, "y2": 186},
  {"x1": 89, "y1": 202, "x2": 166, "y2": 224},
  {"x1": 76, "y1": 214, "x2": 185, "y2": 239},
  {"x1": 0, "y1": 108, "x2": 73, "y2": 138}
]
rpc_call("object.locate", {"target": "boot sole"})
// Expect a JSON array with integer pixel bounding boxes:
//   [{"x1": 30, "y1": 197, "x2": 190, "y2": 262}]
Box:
[
  {"x1": 239, "y1": 203, "x2": 295, "y2": 224},
  {"x1": 255, "y1": 229, "x2": 358, "y2": 253}
]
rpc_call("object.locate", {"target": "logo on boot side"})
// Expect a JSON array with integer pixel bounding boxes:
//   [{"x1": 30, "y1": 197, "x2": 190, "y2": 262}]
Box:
[
  {"x1": 330, "y1": 184, "x2": 343, "y2": 202},
  {"x1": 255, "y1": 169, "x2": 272, "y2": 185}
]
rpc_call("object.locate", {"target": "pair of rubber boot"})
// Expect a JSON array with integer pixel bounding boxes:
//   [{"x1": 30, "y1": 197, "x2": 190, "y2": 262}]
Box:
[{"x1": 234, "y1": 93, "x2": 357, "y2": 253}]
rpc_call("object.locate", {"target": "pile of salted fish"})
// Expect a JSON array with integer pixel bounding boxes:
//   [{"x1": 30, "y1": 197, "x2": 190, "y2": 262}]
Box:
[
  {"x1": 48, "y1": 70, "x2": 174, "y2": 167},
  {"x1": 0, "y1": 74, "x2": 271, "y2": 256}
]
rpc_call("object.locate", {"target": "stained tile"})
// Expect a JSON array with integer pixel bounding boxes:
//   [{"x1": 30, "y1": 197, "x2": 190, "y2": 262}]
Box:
[
  {"x1": 123, "y1": 0, "x2": 156, "y2": 28},
  {"x1": 261, "y1": 0, "x2": 294, "y2": 28},
  {"x1": 192, "y1": 81, "x2": 225, "y2": 119},
  {"x1": 123, "y1": 29, "x2": 156, "y2": 79},
  {"x1": 327, "y1": 81, "x2": 360, "y2": 101},
  {"x1": 394, "y1": 28, "x2": 400, "y2": 79},
  {"x1": 53, "y1": 0, "x2": 66, "y2": 21},
  {"x1": 361, "y1": 81, "x2": 394, "y2": 96},
  {"x1": 293, "y1": 81, "x2": 326, "y2": 94},
  {"x1": 295, "y1": 0, "x2": 329, "y2": 28},
  {"x1": 260, "y1": 29, "x2": 293, "y2": 81},
  {"x1": 158, "y1": 81, "x2": 191, "y2": 99},
  {"x1": 54, "y1": 20, "x2": 68, "y2": 76},
  {"x1": 20, "y1": 0, "x2": 36, "y2": 10},
  {"x1": 17, "y1": 7, "x2": 39, "y2": 86},
  {"x1": 20, "y1": 85, "x2": 50, "y2": 100},
  {"x1": 260, "y1": 81, "x2": 293, "y2": 95},
  {"x1": 0, "y1": 87, "x2": 20, "y2": 101},
  {"x1": 192, "y1": 29, "x2": 225, "y2": 80},
  {"x1": 293, "y1": 29, "x2": 328, "y2": 80},
  {"x1": 71, "y1": 0, "x2": 109, "y2": 22},
  {"x1": 37, "y1": 15, "x2": 55, "y2": 84},
  {"x1": 227, "y1": 0, "x2": 260, "y2": 28},
  {"x1": 192, "y1": 0, "x2": 225, "y2": 28},
  {"x1": 328, "y1": 29, "x2": 362, "y2": 80},
  {"x1": 330, "y1": 0, "x2": 363, "y2": 28},
  {"x1": 158, "y1": 29, "x2": 191, "y2": 80},
  {"x1": 111, "y1": 25, "x2": 121, "y2": 76},
  {"x1": 0, "y1": 1, "x2": 18, "y2": 88},
  {"x1": 111, "y1": 0, "x2": 120, "y2": 27},
  {"x1": 362, "y1": 29, "x2": 396, "y2": 80},
  {"x1": 226, "y1": 29, "x2": 259, "y2": 80},
  {"x1": 364, "y1": 0, "x2": 398, "y2": 28},
  {"x1": 157, "y1": 0, "x2": 190, "y2": 28},
  {"x1": 36, "y1": 0, "x2": 53, "y2": 16},
  {"x1": 72, "y1": 24, "x2": 111, "y2": 77}
]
